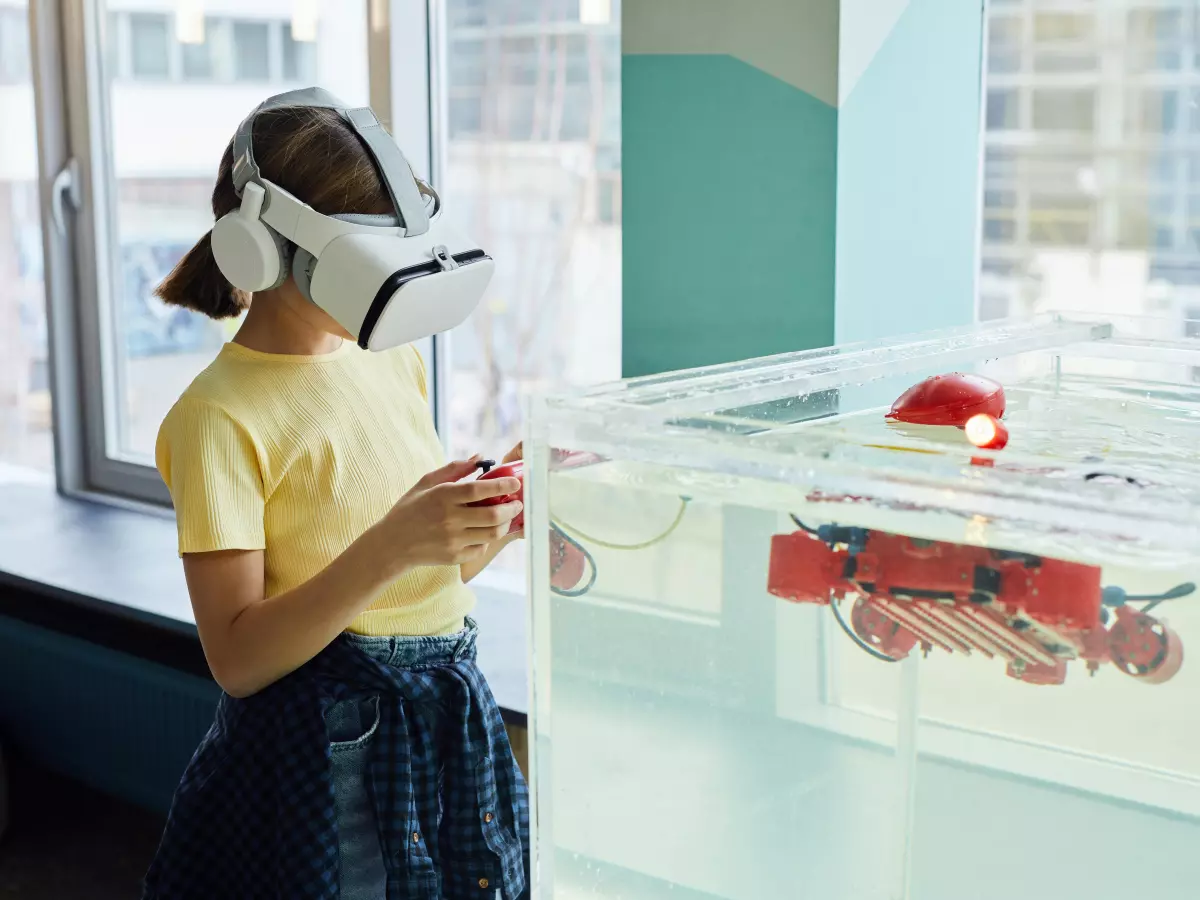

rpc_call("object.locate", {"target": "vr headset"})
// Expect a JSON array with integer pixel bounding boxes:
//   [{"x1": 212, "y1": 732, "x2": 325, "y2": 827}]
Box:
[{"x1": 210, "y1": 87, "x2": 494, "y2": 351}]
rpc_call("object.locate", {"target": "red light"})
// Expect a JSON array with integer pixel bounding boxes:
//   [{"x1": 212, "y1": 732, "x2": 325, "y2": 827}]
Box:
[{"x1": 965, "y1": 414, "x2": 1009, "y2": 450}]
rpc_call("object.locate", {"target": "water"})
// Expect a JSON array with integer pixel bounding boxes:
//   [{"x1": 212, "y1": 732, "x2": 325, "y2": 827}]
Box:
[{"x1": 527, "y1": 318, "x2": 1200, "y2": 899}]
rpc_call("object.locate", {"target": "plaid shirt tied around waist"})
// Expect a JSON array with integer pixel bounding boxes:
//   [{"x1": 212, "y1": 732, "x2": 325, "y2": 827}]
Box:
[{"x1": 143, "y1": 623, "x2": 529, "y2": 899}]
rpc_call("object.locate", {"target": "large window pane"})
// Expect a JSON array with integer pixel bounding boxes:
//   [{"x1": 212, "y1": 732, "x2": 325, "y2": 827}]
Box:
[
  {"x1": 980, "y1": 2, "x2": 1200, "y2": 322},
  {"x1": 0, "y1": 1, "x2": 53, "y2": 478},
  {"x1": 438, "y1": 0, "x2": 623, "y2": 574},
  {"x1": 97, "y1": 0, "x2": 369, "y2": 462}
]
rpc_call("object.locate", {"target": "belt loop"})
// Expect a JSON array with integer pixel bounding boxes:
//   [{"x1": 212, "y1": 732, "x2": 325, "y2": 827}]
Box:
[
  {"x1": 387, "y1": 636, "x2": 399, "y2": 667},
  {"x1": 452, "y1": 628, "x2": 473, "y2": 662}
]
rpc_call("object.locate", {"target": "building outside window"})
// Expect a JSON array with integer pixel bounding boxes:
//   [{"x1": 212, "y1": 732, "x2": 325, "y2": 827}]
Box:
[{"x1": 979, "y1": 1, "x2": 1200, "y2": 325}]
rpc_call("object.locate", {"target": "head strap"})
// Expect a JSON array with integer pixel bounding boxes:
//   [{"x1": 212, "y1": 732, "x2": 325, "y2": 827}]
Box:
[{"x1": 230, "y1": 86, "x2": 430, "y2": 236}]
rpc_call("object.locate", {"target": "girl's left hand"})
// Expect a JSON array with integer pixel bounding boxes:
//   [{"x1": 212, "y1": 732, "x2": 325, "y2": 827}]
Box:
[{"x1": 502, "y1": 442, "x2": 522, "y2": 464}]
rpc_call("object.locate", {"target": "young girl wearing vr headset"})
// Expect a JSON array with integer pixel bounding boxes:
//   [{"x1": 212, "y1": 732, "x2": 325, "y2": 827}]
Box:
[{"x1": 142, "y1": 91, "x2": 528, "y2": 899}]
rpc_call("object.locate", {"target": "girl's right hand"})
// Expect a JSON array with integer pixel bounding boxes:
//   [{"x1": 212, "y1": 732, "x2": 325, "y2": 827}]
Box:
[{"x1": 376, "y1": 458, "x2": 523, "y2": 571}]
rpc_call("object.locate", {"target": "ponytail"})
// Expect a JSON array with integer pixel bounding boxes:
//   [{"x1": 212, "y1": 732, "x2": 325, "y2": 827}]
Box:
[{"x1": 154, "y1": 229, "x2": 248, "y2": 320}]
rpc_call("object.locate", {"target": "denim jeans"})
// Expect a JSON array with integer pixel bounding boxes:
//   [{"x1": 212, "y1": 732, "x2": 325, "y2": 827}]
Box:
[{"x1": 327, "y1": 621, "x2": 480, "y2": 899}]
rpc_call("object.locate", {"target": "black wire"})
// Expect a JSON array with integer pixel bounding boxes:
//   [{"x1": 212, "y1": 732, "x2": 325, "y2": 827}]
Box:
[
  {"x1": 829, "y1": 596, "x2": 902, "y2": 663},
  {"x1": 790, "y1": 515, "x2": 820, "y2": 536},
  {"x1": 1138, "y1": 582, "x2": 1196, "y2": 614},
  {"x1": 549, "y1": 526, "x2": 598, "y2": 598}
]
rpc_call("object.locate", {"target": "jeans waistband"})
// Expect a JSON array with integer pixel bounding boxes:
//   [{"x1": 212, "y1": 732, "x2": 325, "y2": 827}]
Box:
[{"x1": 342, "y1": 617, "x2": 478, "y2": 668}]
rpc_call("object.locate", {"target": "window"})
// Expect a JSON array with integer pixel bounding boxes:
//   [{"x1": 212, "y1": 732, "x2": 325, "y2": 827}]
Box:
[
  {"x1": 232, "y1": 21, "x2": 270, "y2": 81},
  {"x1": 1031, "y1": 88, "x2": 1095, "y2": 132},
  {"x1": 0, "y1": 7, "x2": 31, "y2": 85},
  {"x1": 978, "y1": 4, "x2": 1200, "y2": 356},
  {"x1": 282, "y1": 23, "x2": 317, "y2": 82},
  {"x1": 1032, "y1": 12, "x2": 1097, "y2": 71},
  {"x1": 987, "y1": 16, "x2": 1022, "y2": 73},
  {"x1": 57, "y1": 0, "x2": 371, "y2": 490},
  {"x1": 986, "y1": 89, "x2": 1020, "y2": 130},
  {"x1": 0, "y1": 5, "x2": 52, "y2": 475},
  {"x1": 1132, "y1": 88, "x2": 1181, "y2": 135},
  {"x1": 1029, "y1": 192, "x2": 1093, "y2": 245},
  {"x1": 1128, "y1": 7, "x2": 1185, "y2": 71},
  {"x1": 437, "y1": 0, "x2": 622, "y2": 574},
  {"x1": 983, "y1": 189, "x2": 1017, "y2": 243},
  {"x1": 15, "y1": 0, "x2": 623, "y2": 576},
  {"x1": 181, "y1": 18, "x2": 218, "y2": 81},
  {"x1": 129, "y1": 13, "x2": 170, "y2": 79}
]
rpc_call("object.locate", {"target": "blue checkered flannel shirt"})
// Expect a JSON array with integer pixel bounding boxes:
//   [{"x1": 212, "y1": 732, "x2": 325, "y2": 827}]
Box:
[{"x1": 142, "y1": 627, "x2": 529, "y2": 899}]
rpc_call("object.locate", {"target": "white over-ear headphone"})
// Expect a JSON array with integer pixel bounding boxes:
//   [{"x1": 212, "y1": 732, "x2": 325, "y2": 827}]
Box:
[
  {"x1": 208, "y1": 87, "x2": 493, "y2": 351},
  {"x1": 211, "y1": 182, "x2": 294, "y2": 292}
]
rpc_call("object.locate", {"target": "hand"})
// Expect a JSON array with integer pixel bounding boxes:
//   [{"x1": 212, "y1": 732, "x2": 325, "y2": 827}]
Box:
[
  {"x1": 374, "y1": 458, "x2": 523, "y2": 573},
  {"x1": 502, "y1": 442, "x2": 523, "y2": 464}
]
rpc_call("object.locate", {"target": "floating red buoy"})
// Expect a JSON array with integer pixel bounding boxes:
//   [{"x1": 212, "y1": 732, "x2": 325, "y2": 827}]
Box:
[{"x1": 887, "y1": 373, "x2": 1005, "y2": 427}]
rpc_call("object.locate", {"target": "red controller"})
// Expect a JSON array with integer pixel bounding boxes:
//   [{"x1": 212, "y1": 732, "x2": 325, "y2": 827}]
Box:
[{"x1": 470, "y1": 461, "x2": 524, "y2": 532}]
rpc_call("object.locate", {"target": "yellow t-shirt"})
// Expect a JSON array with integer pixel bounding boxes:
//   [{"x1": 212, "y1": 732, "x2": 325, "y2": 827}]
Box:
[{"x1": 155, "y1": 340, "x2": 475, "y2": 636}]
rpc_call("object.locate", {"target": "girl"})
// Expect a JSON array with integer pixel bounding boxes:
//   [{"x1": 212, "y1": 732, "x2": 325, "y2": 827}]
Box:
[{"x1": 142, "y1": 101, "x2": 529, "y2": 899}]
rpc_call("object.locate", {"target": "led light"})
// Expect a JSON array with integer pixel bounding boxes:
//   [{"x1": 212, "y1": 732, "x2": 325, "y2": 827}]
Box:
[
  {"x1": 579, "y1": 0, "x2": 612, "y2": 25},
  {"x1": 965, "y1": 413, "x2": 1009, "y2": 450},
  {"x1": 176, "y1": 0, "x2": 205, "y2": 45},
  {"x1": 292, "y1": 0, "x2": 319, "y2": 42}
]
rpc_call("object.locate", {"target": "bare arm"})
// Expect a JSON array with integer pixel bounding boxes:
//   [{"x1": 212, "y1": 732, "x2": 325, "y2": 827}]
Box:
[{"x1": 183, "y1": 459, "x2": 522, "y2": 698}]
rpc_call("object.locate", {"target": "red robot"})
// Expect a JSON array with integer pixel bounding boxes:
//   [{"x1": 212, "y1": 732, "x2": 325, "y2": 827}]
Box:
[{"x1": 767, "y1": 521, "x2": 1187, "y2": 685}]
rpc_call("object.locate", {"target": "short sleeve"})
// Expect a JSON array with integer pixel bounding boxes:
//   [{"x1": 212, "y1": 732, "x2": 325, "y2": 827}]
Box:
[{"x1": 156, "y1": 399, "x2": 267, "y2": 556}]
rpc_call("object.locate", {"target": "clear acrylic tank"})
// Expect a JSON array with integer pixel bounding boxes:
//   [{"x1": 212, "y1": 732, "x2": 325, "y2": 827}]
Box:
[{"x1": 524, "y1": 315, "x2": 1200, "y2": 900}]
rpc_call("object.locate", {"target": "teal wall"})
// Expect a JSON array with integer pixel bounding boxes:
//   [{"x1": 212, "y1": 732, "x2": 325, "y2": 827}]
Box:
[
  {"x1": 835, "y1": 0, "x2": 985, "y2": 344},
  {"x1": 622, "y1": 54, "x2": 837, "y2": 377},
  {"x1": 621, "y1": 1, "x2": 985, "y2": 374}
]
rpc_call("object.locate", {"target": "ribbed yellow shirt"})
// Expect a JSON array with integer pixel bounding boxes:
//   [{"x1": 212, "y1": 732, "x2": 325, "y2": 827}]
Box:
[{"x1": 155, "y1": 340, "x2": 474, "y2": 636}]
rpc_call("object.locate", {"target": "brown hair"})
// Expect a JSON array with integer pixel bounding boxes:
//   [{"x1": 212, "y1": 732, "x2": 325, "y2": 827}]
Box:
[{"x1": 155, "y1": 106, "x2": 399, "y2": 318}]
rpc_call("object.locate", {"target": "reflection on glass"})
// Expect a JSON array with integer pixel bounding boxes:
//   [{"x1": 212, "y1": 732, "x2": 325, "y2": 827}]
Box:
[
  {"x1": 101, "y1": 0, "x2": 369, "y2": 461},
  {"x1": 981, "y1": 1, "x2": 1200, "y2": 325},
  {"x1": 0, "y1": 0, "x2": 53, "y2": 478}
]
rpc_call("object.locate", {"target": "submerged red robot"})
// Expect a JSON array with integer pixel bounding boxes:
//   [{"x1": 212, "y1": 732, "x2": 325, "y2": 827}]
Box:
[
  {"x1": 767, "y1": 371, "x2": 1190, "y2": 685},
  {"x1": 767, "y1": 523, "x2": 1189, "y2": 684}
]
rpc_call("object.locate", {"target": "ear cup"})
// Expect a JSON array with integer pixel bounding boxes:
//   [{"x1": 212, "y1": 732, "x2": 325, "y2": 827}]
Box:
[
  {"x1": 211, "y1": 210, "x2": 292, "y2": 292},
  {"x1": 292, "y1": 246, "x2": 317, "y2": 302}
]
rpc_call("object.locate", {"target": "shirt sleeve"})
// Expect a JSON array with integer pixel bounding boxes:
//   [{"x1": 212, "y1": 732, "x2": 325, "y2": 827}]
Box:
[{"x1": 155, "y1": 399, "x2": 267, "y2": 556}]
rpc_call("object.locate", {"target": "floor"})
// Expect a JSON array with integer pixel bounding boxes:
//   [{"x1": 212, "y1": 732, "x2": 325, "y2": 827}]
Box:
[{"x1": 0, "y1": 755, "x2": 163, "y2": 899}]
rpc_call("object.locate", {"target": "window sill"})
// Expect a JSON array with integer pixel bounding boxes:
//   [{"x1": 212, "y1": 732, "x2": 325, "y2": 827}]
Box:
[{"x1": 0, "y1": 479, "x2": 529, "y2": 723}]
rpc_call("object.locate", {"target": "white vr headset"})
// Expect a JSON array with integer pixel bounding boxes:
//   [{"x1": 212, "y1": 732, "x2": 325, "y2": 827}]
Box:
[{"x1": 210, "y1": 87, "x2": 494, "y2": 351}]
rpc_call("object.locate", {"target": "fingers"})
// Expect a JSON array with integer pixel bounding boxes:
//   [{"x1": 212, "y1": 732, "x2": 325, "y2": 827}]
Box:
[
  {"x1": 455, "y1": 499, "x2": 523, "y2": 528},
  {"x1": 415, "y1": 456, "x2": 482, "y2": 489},
  {"x1": 443, "y1": 477, "x2": 522, "y2": 504},
  {"x1": 464, "y1": 522, "x2": 515, "y2": 543},
  {"x1": 502, "y1": 442, "x2": 523, "y2": 464}
]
